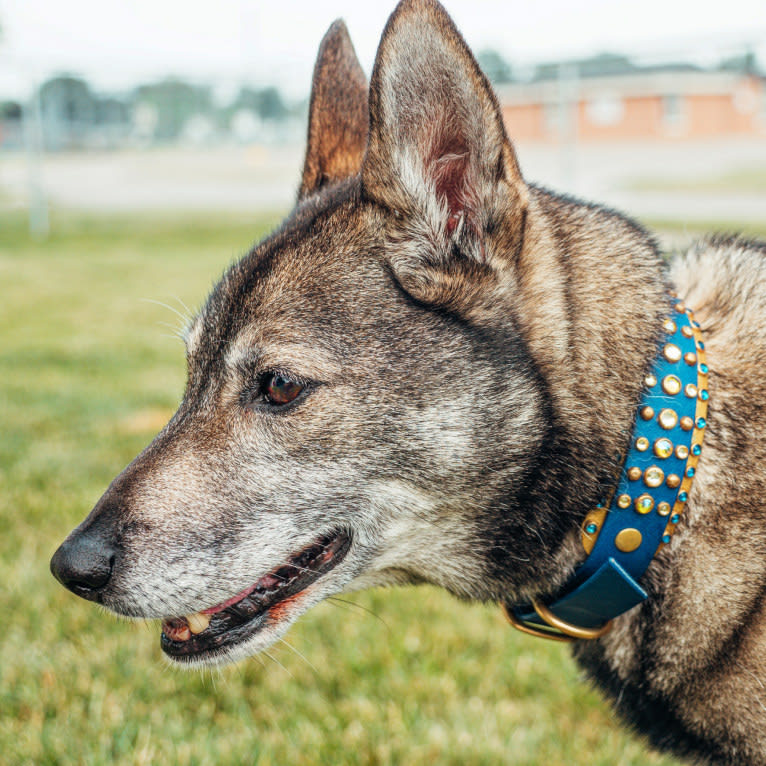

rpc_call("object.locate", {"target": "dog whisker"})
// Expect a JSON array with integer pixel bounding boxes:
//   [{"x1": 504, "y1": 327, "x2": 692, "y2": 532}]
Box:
[
  {"x1": 277, "y1": 637, "x2": 319, "y2": 674},
  {"x1": 171, "y1": 294, "x2": 195, "y2": 321},
  {"x1": 262, "y1": 649, "x2": 294, "y2": 680},
  {"x1": 140, "y1": 297, "x2": 193, "y2": 326},
  {"x1": 327, "y1": 597, "x2": 390, "y2": 629},
  {"x1": 156, "y1": 320, "x2": 187, "y2": 342}
]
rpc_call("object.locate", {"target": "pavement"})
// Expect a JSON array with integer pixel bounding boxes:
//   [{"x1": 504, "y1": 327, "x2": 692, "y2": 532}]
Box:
[
  {"x1": 1, "y1": 138, "x2": 764, "y2": 225},
  {"x1": 518, "y1": 138, "x2": 766, "y2": 223}
]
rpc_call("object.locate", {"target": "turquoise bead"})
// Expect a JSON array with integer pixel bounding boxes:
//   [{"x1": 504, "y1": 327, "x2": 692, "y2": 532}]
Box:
[
  {"x1": 671, "y1": 514, "x2": 680, "y2": 524},
  {"x1": 696, "y1": 417, "x2": 706, "y2": 429},
  {"x1": 679, "y1": 491, "x2": 688, "y2": 502},
  {"x1": 692, "y1": 444, "x2": 701, "y2": 456},
  {"x1": 699, "y1": 390, "x2": 709, "y2": 401},
  {"x1": 699, "y1": 363, "x2": 708, "y2": 374},
  {"x1": 585, "y1": 523, "x2": 598, "y2": 534},
  {"x1": 686, "y1": 467, "x2": 695, "y2": 478},
  {"x1": 662, "y1": 534, "x2": 671, "y2": 544}
]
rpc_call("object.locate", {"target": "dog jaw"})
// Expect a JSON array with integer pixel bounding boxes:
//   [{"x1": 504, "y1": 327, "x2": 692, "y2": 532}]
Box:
[{"x1": 160, "y1": 531, "x2": 360, "y2": 667}]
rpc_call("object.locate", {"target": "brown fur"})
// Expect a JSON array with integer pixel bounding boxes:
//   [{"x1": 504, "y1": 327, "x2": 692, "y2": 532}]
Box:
[
  {"x1": 573, "y1": 237, "x2": 766, "y2": 764},
  {"x1": 299, "y1": 20, "x2": 368, "y2": 200},
  {"x1": 51, "y1": 2, "x2": 766, "y2": 763}
]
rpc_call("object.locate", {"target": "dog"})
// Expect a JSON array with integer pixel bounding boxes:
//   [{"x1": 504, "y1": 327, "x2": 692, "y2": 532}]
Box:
[{"x1": 50, "y1": 1, "x2": 766, "y2": 763}]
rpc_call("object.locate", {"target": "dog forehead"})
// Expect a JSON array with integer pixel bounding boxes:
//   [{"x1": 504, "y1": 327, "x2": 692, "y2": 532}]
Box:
[
  {"x1": 248, "y1": 212, "x2": 386, "y2": 328},
  {"x1": 189, "y1": 195, "x2": 387, "y2": 362}
]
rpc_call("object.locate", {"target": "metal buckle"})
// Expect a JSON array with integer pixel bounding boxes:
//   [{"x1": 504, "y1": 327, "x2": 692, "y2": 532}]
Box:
[
  {"x1": 503, "y1": 603, "x2": 573, "y2": 642},
  {"x1": 503, "y1": 600, "x2": 613, "y2": 642}
]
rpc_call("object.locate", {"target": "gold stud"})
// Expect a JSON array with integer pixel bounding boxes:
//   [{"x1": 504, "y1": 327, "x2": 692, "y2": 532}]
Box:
[
  {"x1": 635, "y1": 437, "x2": 650, "y2": 452},
  {"x1": 617, "y1": 494, "x2": 632, "y2": 509},
  {"x1": 680, "y1": 416, "x2": 694, "y2": 431},
  {"x1": 663, "y1": 318, "x2": 677, "y2": 334},
  {"x1": 662, "y1": 375, "x2": 682, "y2": 395},
  {"x1": 681, "y1": 325, "x2": 694, "y2": 338},
  {"x1": 653, "y1": 438, "x2": 673, "y2": 459},
  {"x1": 658, "y1": 409, "x2": 678, "y2": 430},
  {"x1": 675, "y1": 445, "x2": 689, "y2": 460},
  {"x1": 627, "y1": 466, "x2": 642, "y2": 481},
  {"x1": 645, "y1": 374, "x2": 658, "y2": 388},
  {"x1": 684, "y1": 383, "x2": 698, "y2": 398},
  {"x1": 615, "y1": 528, "x2": 643, "y2": 552},
  {"x1": 657, "y1": 501, "x2": 671, "y2": 516},
  {"x1": 666, "y1": 474, "x2": 681, "y2": 489},
  {"x1": 644, "y1": 466, "x2": 664, "y2": 488},
  {"x1": 634, "y1": 494, "x2": 654, "y2": 514},
  {"x1": 640, "y1": 406, "x2": 655, "y2": 421},
  {"x1": 684, "y1": 351, "x2": 697, "y2": 366},
  {"x1": 663, "y1": 344, "x2": 682, "y2": 363},
  {"x1": 674, "y1": 302, "x2": 686, "y2": 314}
]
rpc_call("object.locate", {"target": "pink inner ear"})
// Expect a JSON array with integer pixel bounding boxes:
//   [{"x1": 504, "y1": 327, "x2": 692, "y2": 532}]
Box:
[{"x1": 429, "y1": 133, "x2": 476, "y2": 235}]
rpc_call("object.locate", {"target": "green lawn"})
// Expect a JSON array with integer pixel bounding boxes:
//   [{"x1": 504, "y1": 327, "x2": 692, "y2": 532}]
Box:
[
  {"x1": 4, "y1": 209, "x2": 750, "y2": 766},
  {"x1": 627, "y1": 167, "x2": 766, "y2": 195}
]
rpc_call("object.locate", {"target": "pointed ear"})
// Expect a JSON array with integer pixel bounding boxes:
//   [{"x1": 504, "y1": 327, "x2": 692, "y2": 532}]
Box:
[
  {"x1": 299, "y1": 20, "x2": 369, "y2": 200},
  {"x1": 362, "y1": 0, "x2": 528, "y2": 303}
]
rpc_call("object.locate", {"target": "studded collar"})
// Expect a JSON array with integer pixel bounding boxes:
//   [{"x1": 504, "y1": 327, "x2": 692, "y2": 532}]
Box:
[{"x1": 505, "y1": 298, "x2": 710, "y2": 641}]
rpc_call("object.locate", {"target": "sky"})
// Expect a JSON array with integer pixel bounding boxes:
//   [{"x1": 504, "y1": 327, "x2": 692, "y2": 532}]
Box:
[{"x1": 0, "y1": 0, "x2": 764, "y2": 99}]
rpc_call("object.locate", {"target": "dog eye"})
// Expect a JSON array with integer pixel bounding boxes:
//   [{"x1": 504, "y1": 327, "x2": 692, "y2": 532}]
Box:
[{"x1": 261, "y1": 373, "x2": 305, "y2": 406}]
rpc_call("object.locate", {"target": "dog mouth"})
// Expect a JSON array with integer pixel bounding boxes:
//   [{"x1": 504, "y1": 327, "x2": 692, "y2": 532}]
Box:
[{"x1": 160, "y1": 530, "x2": 352, "y2": 661}]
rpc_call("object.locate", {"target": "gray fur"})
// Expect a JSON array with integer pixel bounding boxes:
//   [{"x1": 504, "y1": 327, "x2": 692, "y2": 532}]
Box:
[{"x1": 51, "y1": 1, "x2": 766, "y2": 763}]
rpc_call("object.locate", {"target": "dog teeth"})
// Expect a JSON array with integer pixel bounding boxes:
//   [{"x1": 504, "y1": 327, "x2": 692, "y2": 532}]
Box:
[
  {"x1": 162, "y1": 618, "x2": 191, "y2": 642},
  {"x1": 186, "y1": 612, "x2": 211, "y2": 634}
]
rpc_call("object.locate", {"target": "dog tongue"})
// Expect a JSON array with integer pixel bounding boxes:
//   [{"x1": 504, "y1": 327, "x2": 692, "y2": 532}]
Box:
[
  {"x1": 198, "y1": 572, "x2": 282, "y2": 616},
  {"x1": 160, "y1": 572, "x2": 281, "y2": 642}
]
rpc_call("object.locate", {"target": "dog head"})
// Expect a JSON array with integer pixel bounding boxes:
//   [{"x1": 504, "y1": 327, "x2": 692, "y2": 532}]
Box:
[{"x1": 51, "y1": 0, "x2": 660, "y2": 666}]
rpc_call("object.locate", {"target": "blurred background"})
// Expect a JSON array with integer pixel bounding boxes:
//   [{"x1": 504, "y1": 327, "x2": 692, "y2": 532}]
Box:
[
  {"x1": 1, "y1": 0, "x2": 765, "y2": 230},
  {"x1": 1, "y1": 2, "x2": 764, "y2": 765}
]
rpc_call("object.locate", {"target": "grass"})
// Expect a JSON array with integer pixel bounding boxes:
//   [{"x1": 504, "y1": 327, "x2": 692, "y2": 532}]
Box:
[
  {"x1": 0, "y1": 208, "x2": 734, "y2": 766},
  {"x1": 627, "y1": 167, "x2": 766, "y2": 195},
  {"x1": 644, "y1": 217, "x2": 766, "y2": 241}
]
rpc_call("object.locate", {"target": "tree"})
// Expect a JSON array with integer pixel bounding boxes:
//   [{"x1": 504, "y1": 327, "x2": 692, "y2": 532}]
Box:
[
  {"x1": 38, "y1": 75, "x2": 97, "y2": 149},
  {"x1": 719, "y1": 50, "x2": 761, "y2": 76},
  {"x1": 477, "y1": 49, "x2": 513, "y2": 84},
  {"x1": 231, "y1": 86, "x2": 288, "y2": 121},
  {"x1": 534, "y1": 53, "x2": 638, "y2": 82},
  {"x1": 0, "y1": 101, "x2": 21, "y2": 120},
  {"x1": 133, "y1": 79, "x2": 213, "y2": 140},
  {"x1": 40, "y1": 75, "x2": 95, "y2": 124}
]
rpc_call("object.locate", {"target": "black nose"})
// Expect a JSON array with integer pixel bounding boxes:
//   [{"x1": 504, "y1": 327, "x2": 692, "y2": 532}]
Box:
[{"x1": 50, "y1": 531, "x2": 115, "y2": 599}]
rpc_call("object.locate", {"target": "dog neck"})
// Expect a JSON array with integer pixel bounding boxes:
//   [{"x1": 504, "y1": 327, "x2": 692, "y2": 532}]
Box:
[{"x1": 505, "y1": 296, "x2": 710, "y2": 641}]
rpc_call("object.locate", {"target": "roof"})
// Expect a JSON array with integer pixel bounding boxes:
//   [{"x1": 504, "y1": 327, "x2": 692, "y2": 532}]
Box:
[{"x1": 494, "y1": 70, "x2": 763, "y2": 105}]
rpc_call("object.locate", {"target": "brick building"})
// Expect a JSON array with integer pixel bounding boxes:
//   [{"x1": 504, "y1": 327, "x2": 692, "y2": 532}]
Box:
[{"x1": 496, "y1": 69, "x2": 766, "y2": 142}]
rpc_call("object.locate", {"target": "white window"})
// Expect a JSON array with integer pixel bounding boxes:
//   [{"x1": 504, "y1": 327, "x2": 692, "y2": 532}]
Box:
[
  {"x1": 662, "y1": 95, "x2": 685, "y2": 129},
  {"x1": 586, "y1": 94, "x2": 625, "y2": 126}
]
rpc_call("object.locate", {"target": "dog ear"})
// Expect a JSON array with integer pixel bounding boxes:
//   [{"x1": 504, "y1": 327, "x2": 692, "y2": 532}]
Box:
[
  {"x1": 362, "y1": 0, "x2": 528, "y2": 306},
  {"x1": 299, "y1": 20, "x2": 369, "y2": 200}
]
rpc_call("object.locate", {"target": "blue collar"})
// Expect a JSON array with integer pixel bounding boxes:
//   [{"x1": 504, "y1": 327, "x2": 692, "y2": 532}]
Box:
[{"x1": 506, "y1": 298, "x2": 710, "y2": 641}]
